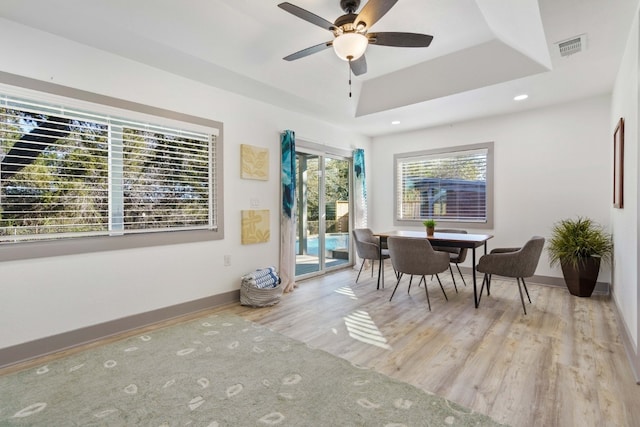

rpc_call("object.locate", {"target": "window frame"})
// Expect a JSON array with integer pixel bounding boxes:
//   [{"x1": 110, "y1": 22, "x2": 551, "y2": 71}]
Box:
[
  {"x1": 0, "y1": 71, "x2": 224, "y2": 261},
  {"x1": 393, "y1": 142, "x2": 493, "y2": 229}
]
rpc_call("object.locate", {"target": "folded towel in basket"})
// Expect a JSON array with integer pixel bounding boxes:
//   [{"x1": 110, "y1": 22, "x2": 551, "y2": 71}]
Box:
[{"x1": 241, "y1": 266, "x2": 281, "y2": 289}]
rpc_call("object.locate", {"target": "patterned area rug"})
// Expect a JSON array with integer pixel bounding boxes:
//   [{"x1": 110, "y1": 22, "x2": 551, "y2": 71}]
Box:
[{"x1": 0, "y1": 313, "x2": 507, "y2": 426}]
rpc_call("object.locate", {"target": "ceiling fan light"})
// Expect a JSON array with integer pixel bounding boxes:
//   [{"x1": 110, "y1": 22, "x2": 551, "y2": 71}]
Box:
[{"x1": 333, "y1": 33, "x2": 368, "y2": 61}]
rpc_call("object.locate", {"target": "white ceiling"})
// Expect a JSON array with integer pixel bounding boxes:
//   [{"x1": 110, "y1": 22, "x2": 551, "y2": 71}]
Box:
[{"x1": 0, "y1": 0, "x2": 637, "y2": 137}]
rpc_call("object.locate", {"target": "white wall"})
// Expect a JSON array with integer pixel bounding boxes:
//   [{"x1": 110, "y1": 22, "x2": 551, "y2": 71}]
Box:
[
  {"x1": 3, "y1": 9, "x2": 637, "y2": 369},
  {"x1": 370, "y1": 95, "x2": 612, "y2": 281},
  {"x1": 0, "y1": 19, "x2": 371, "y2": 349},
  {"x1": 611, "y1": 8, "x2": 639, "y2": 351}
]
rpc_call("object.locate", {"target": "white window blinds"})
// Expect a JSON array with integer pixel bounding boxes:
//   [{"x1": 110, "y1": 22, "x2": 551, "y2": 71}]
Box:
[
  {"x1": 0, "y1": 95, "x2": 216, "y2": 242},
  {"x1": 396, "y1": 147, "x2": 489, "y2": 223}
]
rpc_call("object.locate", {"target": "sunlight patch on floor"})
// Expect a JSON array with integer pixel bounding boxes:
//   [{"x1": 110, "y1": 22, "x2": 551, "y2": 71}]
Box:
[
  {"x1": 344, "y1": 310, "x2": 391, "y2": 350},
  {"x1": 335, "y1": 286, "x2": 357, "y2": 300}
]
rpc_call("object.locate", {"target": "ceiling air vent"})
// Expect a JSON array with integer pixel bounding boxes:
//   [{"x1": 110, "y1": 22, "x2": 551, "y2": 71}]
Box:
[{"x1": 556, "y1": 34, "x2": 587, "y2": 57}]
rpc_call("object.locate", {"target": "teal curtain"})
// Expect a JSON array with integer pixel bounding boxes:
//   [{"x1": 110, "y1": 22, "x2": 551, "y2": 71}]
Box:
[
  {"x1": 280, "y1": 130, "x2": 297, "y2": 292},
  {"x1": 353, "y1": 148, "x2": 367, "y2": 229}
]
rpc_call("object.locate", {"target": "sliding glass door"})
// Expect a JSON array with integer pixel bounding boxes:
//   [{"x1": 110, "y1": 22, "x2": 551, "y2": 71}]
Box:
[
  {"x1": 295, "y1": 152, "x2": 320, "y2": 276},
  {"x1": 295, "y1": 150, "x2": 351, "y2": 277}
]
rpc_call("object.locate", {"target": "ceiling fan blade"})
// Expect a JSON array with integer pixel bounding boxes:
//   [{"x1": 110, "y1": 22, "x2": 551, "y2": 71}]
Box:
[
  {"x1": 354, "y1": 0, "x2": 398, "y2": 30},
  {"x1": 283, "y1": 41, "x2": 332, "y2": 61},
  {"x1": 368, "y1": 32, "x2": 433, "y2": 47},
  {"x1": 350, "y1": 55, "x2": 367, "y2": 76},
  {"x1": 278, "y1": 2, "x2": 336, "y2": 31}
]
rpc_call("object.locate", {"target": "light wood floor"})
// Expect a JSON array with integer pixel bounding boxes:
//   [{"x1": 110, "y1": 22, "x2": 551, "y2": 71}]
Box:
[
  {"x1": 3, "y1": 264, "x2": 639, "y2": 426},
  {"x1": 229, "y1": 266, "x2": 640, "y2": 427}
]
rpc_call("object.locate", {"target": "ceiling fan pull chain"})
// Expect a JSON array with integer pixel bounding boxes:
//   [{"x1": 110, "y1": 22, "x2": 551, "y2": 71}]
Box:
[{"x1": 348, "y1": 55, "x2": 353, "y2": 98}]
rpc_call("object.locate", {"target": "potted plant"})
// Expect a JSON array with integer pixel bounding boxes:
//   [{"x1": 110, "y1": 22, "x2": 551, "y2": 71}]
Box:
[
  {"x1": 547, "y1": 217, "x2": 613, "y2": 297},
  {"x1": 423, "y1": 219, "x2": 436, "y2": 236}
]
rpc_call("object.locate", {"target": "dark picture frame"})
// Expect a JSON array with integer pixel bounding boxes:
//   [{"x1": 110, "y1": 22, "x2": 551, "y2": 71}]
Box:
[{"x1": 613, "y1": 117, "x2": 624, "y2": 209}]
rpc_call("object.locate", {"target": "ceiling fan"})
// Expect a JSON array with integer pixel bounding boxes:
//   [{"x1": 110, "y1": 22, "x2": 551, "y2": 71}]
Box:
[{"x1": 278, "y1": 0, "x2": 434, "y2": 77}]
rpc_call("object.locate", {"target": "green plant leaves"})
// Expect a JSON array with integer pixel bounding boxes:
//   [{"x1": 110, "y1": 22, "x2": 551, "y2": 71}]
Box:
[{"x1": 547, "y1": 217, "x2": 612, "y2": 268}]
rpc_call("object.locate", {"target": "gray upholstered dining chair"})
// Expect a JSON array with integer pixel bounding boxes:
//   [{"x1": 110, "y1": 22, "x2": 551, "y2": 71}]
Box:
[
  {"x1": 352, "y1": 228, "x2": 390, "y2": 284},
  {"x1": 432, "y1": 229, "x2": 469, "y2": 292},
  {"x1": 476, "y1": 236, "x2": 545, "y2": 315},
  {"x1": 386, "y1": 236, "x2": 450, "y2": 311}
]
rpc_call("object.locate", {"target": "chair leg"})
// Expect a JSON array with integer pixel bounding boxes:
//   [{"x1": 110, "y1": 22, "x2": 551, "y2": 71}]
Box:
[
  {"x1": 435, "y1": 274, "x2": 448, "y2": 301},
  {"x1": 516, "y1": 278, "x2": 527, "y2": 315},
  {"x1": 407, "y1": 275, "x2": 413, "y2": 294},
  {"x1": 522, "y1": 278, "x2": 531, "y2": 303},
  {"x1": 448, "y1": 265, "x2": 458, "y2": 293},
  {"x1": 356, "y1": 260, "x2": 365, "y2": 283},
  {"x1": 422, "y1": 275, "x2": 431, "y2": 311},
  {"x1": 455, "y1": 264, "x2": 467, "y2": 287},
  {"x1": 389, "y1": 275, "x2": 403, "y2": 302},
  {"x1": 478, "y1": 273, "x2": 489, "y2": 306},
  {"x1": 486, "y1": 274, "x2": 492, "y2": 296},
  {"x1": 371, "y1": 259, "x2": 375, "y2": 277}
]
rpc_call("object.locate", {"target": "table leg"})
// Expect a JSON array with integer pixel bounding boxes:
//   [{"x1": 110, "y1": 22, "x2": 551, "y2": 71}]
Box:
[
  {"x1": 472, "y1": 247, "x2": 478, "y2": 308},
  {"x1": 377, "y1": 237, "x2": 385, "y2": 290}
]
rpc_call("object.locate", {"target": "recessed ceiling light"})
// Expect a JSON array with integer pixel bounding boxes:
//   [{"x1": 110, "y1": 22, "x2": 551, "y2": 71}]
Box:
[
  {"x1": 514, "y1": 94, "x2": 529, "y2": 101},
  {"x1": 391, "y1": 120, "x2": 401, "y2": 125}
]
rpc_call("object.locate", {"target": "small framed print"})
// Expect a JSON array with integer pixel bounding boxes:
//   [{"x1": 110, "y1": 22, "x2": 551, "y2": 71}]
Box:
[
  {"x1": 241, "y1": 209, "x2": 270, "y2": 244},
  {"x1": 241, "y1": 144, "x2": 269, "y2": 181},
  {"x1": 613, "y1": 117, "x2": 624, "y2": 209}
]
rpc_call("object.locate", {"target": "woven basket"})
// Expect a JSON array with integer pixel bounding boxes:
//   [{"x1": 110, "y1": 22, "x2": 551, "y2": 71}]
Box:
[{"x1": 240, "y1": 281, "x2": 283, "y2": 307}]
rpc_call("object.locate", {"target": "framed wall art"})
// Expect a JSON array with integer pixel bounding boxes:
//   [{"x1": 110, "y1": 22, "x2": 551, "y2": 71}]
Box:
[
  {"x1": 241, "y1": 144, "x2": 269, "y2": 181},
  {"x1": 241, "y1": 209, "x2": 270, "y2": 244},
  {"x1": 613, "y1": 117, "x2": 624, "y2": 209}
]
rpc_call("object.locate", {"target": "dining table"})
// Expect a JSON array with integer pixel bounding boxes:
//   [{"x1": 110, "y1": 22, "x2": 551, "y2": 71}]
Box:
[{"x1": 375, "y1": 230, "x2": 494, "y2": 308}]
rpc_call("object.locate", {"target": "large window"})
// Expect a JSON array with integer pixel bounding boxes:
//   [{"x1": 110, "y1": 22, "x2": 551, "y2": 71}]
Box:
[
  {"x1": 394, "y1": 142, "x2": 493, "y2": 228},
  {"x1": 0, "y1": 81, "x2": 223, "y2": 260}
]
